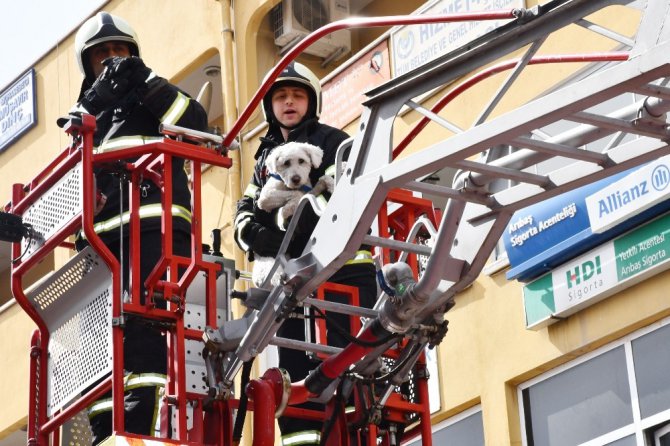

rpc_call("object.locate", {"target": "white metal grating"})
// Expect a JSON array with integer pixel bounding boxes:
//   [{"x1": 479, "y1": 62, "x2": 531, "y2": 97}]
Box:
[
  {"x1": 22, "y1": 163, "x2": 82, "y2": 259},
  {"x1": 48, "y1": 291, "x2": 111, "y2": 415},
  {"x1": 25, "y1": 247, "x2": 113, "y2": 416},
  {"x1": 182, "y1": 255, "x2": 234, "y2": 396},
  {"x1": 184, "y1": 339, "x2": 209, "y2": 395},
  {"x1": 61, "y1": 410, "x2": 94, "y2": 446}
]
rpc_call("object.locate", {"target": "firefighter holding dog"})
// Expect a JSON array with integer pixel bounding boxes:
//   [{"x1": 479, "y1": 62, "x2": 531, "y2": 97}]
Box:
[{"x1": 233, "y1": 62, "x2": 377, "y2": 445}]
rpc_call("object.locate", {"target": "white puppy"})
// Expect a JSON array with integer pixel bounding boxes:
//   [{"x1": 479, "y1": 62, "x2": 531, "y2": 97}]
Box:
[
  {"x1": 253, "y1": 142, "x2": 334, "y2": 287},
  {"x1": 258, "y1": 142, "x2": 323, "y2": 218}
]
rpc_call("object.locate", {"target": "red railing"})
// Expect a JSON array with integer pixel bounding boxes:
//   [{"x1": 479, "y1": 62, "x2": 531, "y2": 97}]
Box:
[{"x1": 11, "y1": 115, "x2": 233, "y2": 445}]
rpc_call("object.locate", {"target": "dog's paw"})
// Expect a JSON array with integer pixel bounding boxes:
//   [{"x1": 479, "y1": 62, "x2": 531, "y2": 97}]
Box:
[
  {"x1": 257, "y1": 189, "x2": 273, "y2": 211},
  {"x1": 312, "y1": 175, "x2": 335, "y2": 195},
  {"x1": 278, "y1": 199, "x2": 299, "y2": 222},
  {"x1": 257, "y1": 196, "x2": 271, "y2": 212},
  {"x1": 278, "y1": 205, "x2": 291, "y2": 222}
]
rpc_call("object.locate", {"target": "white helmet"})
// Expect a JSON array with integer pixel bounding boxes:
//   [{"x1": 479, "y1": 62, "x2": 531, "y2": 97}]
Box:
[
  {"x1": 75, "y1": 11, "x2": 140, "y2": 81},
  {"x1": 261, "y1": 62, "x2": 322, "y2": 124}
]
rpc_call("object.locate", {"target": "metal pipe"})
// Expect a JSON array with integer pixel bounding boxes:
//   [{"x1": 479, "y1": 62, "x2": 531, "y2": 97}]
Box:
[
  {"x1": 303, "y1": 296, "x2": 379, "y2": 318},
  {"x1": 412, "y1": 198, "x2": 467, "y2": 300},
  {"x1": 218, "y1": 0, "x2": 251, "y2": 321},
  {"x1": 363, "y1": 235, "x2": 433, "y2": 256},
  {"x1": 393, "y1": 52, "x2": 630, "y2": 158},
  {"x1": 223, "y1": 10, "x2": 520, "y2": 147},
  {"x1": 466, "y1": 96, "x2": 670, "y2": 188},
  {"x1": 473, "y1": 37, "x2": 547, "y2": 126},
  {"x1": 416, "y1": 359, "x2": 433, "y2": 446},
  {"x1": 270, "y1": 336, "x2": 342, "y2": 356},
  {"x1": 246, "y1": 378, "x2": 275, "y2": 446}
]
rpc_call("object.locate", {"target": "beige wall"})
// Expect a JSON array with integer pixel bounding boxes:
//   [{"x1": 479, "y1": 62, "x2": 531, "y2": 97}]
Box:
[{"x1": 0, "y1": 304, "x2": 38, "y2": 439}]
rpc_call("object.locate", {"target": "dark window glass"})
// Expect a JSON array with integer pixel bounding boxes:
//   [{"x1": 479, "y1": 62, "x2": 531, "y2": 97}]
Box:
[
  {"x1": 632, "y1": 323, "x2": 670, "y2": 418},
  {"x1": 523, "y1": 346, "x2": 632, "y2": 445},
  {"x1": 405, "y1": 410, "x2": 483, "y2": 446}
]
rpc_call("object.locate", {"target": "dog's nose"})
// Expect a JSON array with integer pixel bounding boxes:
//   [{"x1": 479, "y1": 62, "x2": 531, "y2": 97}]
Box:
[{"x1": 291, "y1": 175, "x2": 301, "y2": 185}]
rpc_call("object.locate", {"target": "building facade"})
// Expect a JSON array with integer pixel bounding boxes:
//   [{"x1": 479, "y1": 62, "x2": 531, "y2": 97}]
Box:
[{"x1": 1, "y1": 0, "x2": 668, "y2": 445}]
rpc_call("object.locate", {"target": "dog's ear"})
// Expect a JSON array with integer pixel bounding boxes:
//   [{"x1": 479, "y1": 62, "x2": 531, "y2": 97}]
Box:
[
  {"x1": 265, "y1": 148, "x2": 279, "y2": 173},
  {"x1": 304, "y1": 144, "x2": 324, "y2": 168}
]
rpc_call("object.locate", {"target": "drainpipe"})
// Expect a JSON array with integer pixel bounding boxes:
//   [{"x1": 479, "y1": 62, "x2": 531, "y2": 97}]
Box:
[{"x1": 218, "y1": 0, "x2": 247, "y2": 284}]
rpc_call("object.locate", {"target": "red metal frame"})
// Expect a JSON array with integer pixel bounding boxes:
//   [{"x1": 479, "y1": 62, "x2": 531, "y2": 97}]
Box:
[
  {"x1": 314, "y1": 282, "x2": 361, "y2": 360},
  {"x1": 12, "y1": 115, "x2": 233, "y2": 445},
  {"x1": 377, "y1": 189, "x2": 442, "y2": 274},
  {"x1": 310, "y1": 276, "x2": 433, "y2": 444}
]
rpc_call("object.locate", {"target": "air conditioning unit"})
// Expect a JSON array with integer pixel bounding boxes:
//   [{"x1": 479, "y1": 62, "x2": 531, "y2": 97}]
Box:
[{"x1": 271, "y1": 0, "x2": 351, "y2": 60}]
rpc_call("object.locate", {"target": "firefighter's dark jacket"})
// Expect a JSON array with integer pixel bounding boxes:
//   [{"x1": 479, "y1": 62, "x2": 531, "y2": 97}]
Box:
[
  {"x1": 74, "y1": 75, "x2": 208, "y2": 247},
  {"x1": 234, "y1": 118, "x2": 348, "y2": 260}
]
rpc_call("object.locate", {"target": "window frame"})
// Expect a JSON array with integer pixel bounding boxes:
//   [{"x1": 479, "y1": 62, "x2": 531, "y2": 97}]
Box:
[
  {"x1": 402, "y1": 404, "x2": 483, "y2": 446},
  {"x1": 518, "y1": 316, "x2": 670, "y2": 446}
]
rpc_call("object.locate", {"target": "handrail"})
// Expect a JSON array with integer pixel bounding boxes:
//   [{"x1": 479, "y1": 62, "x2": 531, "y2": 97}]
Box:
[
  {"x1": 222, "y1": 10, "x2": 522, "y2": 148},
  {"x1": 392, "y1": 52, "x2": 630, "y2": 158},
  {"x1": 10, "y1": 117, "x2": 234, "y2": 443},
  {"x1": 397, "y1": 216, "x2": 438, "y2": 264}
]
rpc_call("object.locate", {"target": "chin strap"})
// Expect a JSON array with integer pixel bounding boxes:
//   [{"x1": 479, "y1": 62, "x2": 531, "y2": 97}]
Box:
[{"x1": 268, "y1": 172, "x2": 312, "y2": 193}]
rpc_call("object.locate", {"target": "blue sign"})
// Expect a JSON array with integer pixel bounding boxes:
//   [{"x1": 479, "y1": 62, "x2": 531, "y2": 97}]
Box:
[{"x1": 504, "y1": 166, "x2": 670, "y2": 282}]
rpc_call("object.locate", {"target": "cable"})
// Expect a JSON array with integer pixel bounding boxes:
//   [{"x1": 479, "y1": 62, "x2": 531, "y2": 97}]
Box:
[
  {"x1": 376, "y1": 269, "x2": 396, "y2": 297},
  {"x1": 351, "y1": 342, "x2": 422, "y2": 385},
  {"x1": 232, "y1": 359, "x2": 254, "y2": 442},
  {"x1": 11, "y1": 225, "x2": 34, "y2": 265},
  {"x1": 311, "y1": 305, "x2": 400, "y2": 348}
]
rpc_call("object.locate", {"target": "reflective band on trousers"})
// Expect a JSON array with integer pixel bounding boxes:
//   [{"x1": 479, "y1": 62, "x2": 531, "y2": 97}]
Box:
[
  {"x1": 345, "y1": 250, "x2": 374, "y2": 265},
  {"x1": 83, "y1": 204, "x2": 192, "y2": 237},
  {"x1": 281, "y1": 430, "x2": 321, "y2": 446},
  {"x1": 87, "y1": 373, "x2": 167, "y2": 417}
]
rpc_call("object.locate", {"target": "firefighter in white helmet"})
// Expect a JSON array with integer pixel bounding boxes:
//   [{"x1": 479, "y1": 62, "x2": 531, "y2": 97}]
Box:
[
  {"x1": 234, "y1": 62, "x2": 377, "y2": 445},
  {"x1": 64, "y1": 11, "x2": 208, "y2": 445}
]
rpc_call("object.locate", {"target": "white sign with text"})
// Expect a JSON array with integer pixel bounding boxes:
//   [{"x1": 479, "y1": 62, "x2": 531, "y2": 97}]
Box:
[
  {"x1": 586, "y1": 155, "x2": 670, "y2": 233},
  {"x1": 391, "y1": 0, "x2": 525, "y2": 77},
  {"x1": 0, "y1": 70, "x2": 37, "y2": 152}
]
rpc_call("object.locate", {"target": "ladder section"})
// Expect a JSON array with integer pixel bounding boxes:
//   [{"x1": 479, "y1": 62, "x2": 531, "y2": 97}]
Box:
[
  {"x1": 219, "y1": 0, "x2": 670, "y2": 400},
  {"x1": 292, "y1": 0, "x2": 670, "y2": 316}
]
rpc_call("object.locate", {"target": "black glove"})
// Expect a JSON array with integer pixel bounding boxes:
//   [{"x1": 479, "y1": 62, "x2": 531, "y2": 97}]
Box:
[
  {"x1": 247, "y1": 224, "x2": 285, "y2": 257},
  {"x1": 79, "y1": 57, "x2": 153, "y2": 115},
  {"x1": 105, "y1": 56, "x2": 152, "y2": 96},
  {"x1": 79, "y1": 59, "x2": 119, "y2": 115}
]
